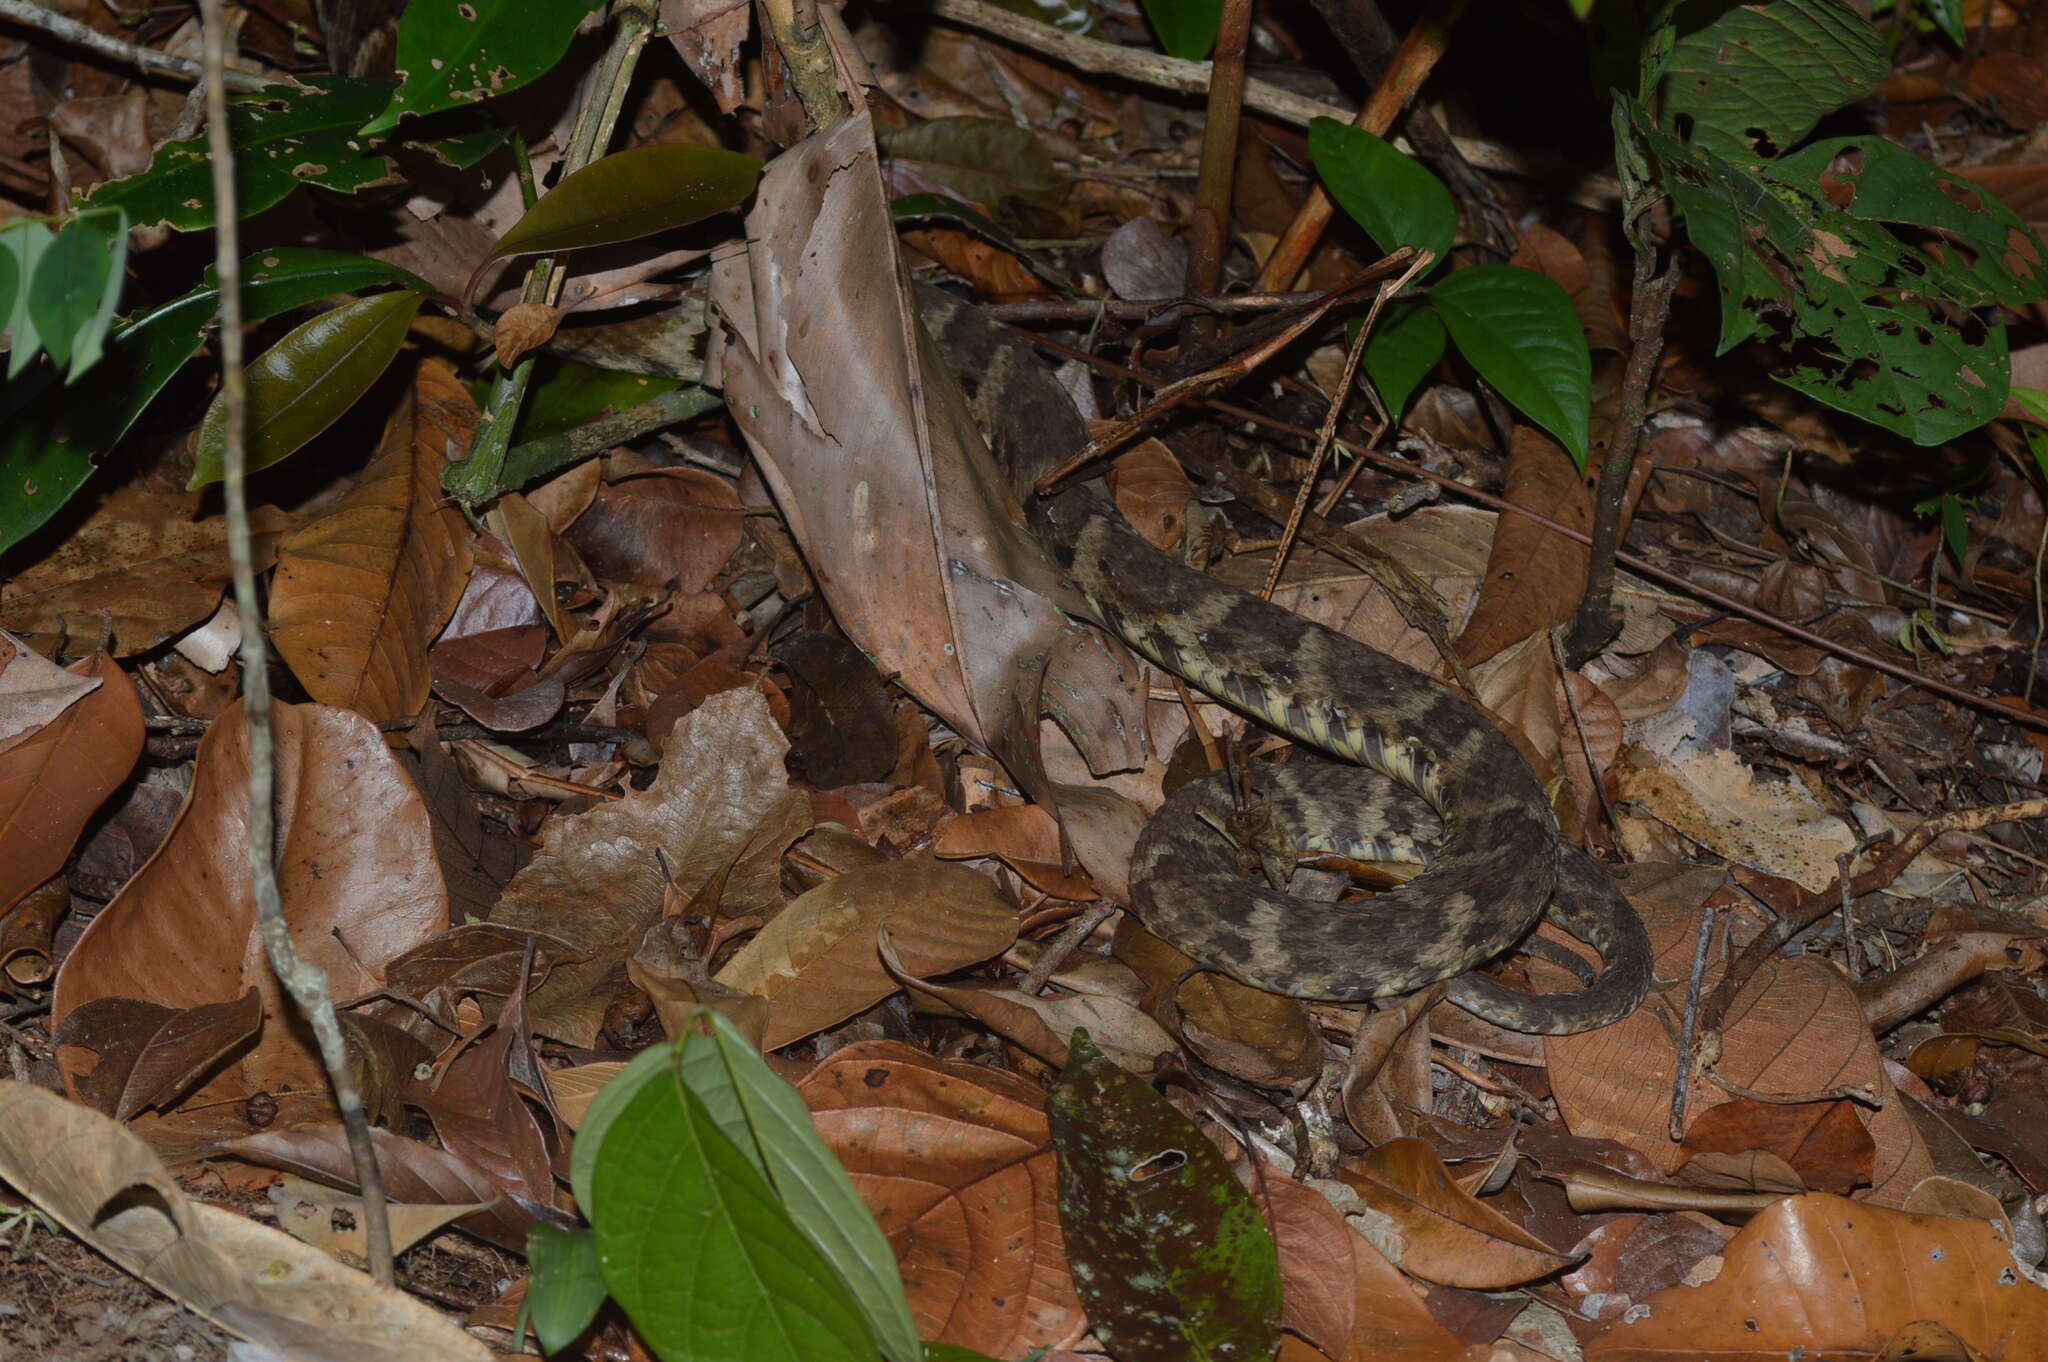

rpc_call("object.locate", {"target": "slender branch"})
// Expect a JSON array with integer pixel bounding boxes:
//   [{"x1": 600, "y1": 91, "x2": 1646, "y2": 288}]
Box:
[
  {"x1": 0, "y1": 0, "x2": 271, "y2": 91},
  {"x1": 196, "y1": 0, "x2": 392, "y2": 1284},
  {"x1": 1182, "y1": 0, "x2": 1251, "y2": 350},
  {"x1": 1255, "y1": 0, "x2": 1469, "y2": 293}
]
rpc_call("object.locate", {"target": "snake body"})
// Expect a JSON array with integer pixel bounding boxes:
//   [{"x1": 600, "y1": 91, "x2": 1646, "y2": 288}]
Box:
[{"x1": 926, "y1": 290, "x2": 1652, "y2": 1034}]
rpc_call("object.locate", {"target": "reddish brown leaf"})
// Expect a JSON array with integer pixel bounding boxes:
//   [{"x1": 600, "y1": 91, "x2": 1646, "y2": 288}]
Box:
[
  {"x1": 565, "y1": 466, "x2": 743, "y2": 592},
  {"x1": 1678, "y1": 1098, "x2": 1876, "y2": 1196},
  {"x1": 53, "y1": 988, "x2": 264, "y2": 1120},
  {"x1": 0, "y1": 651, "x2": 143, "y2": 916}
]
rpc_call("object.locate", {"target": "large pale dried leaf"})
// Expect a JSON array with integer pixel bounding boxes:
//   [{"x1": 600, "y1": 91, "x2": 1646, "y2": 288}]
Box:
[
  {"x1": 491, "y1": 687, "x2": 811, "y2": 1045},
  {"x1": 0, "y1": 651, "x2": 142, "y2": 915},
  {"x1": 1584, "y1": 1193, "x2": 2048, "y2": 1359},
  {"x1": 0, "y1": 631, "x2": 98, "y2": 743},
  {"x1": 272, "y1": 1180, "x2": 489, "y2": 1261},
  {"x1": 268, "y1": 360, "x2": 478, "y2": 722},
  {"x1": 712, "y1": 112, "x2": 1142, "y2": 807},
  {"x1": 0, "y1": 486, "x2": 288, "y2": 655},
  {"x1": 51, "y1": 701, "x2": 449, "y2": 1101},
  {"x1": 1335, "y1": 1138, "x2": 1577, "y2": 1288},
  {"x1": 0, "y1": 1082, "x2": 493, "y2": 1361},
  {"x1": 1613, "y1": 743, "x2": 1856, "y2": 892},
  {"x1": 797, "y1": 1041, "x2": 1088, "y2": 1356},
  {"x1": 716, "y1": 858, "x2": 1018, "y2": 1049}
]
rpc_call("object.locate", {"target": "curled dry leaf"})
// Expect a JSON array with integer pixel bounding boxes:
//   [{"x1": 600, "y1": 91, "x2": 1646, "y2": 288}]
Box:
[
  {"x1": 493, "y1": 300, "x2": 564, "y2": 367},
  {"x1": 565, "y1": 465, "x2": 743, "y2": 592},
  {"x1": 0, "y1": 629, "x2": 99, "y2": 743},
  {"x1": 715, "y1": 857, "x2": 1019, "y2": 1049},
  {"x1": 1584, "y1": 1193, "x2": 2048, "y2": 1360},
  {"x1": 0, "y1": 1083, "x2": 493, "y2": 1362},
  {"x1": 54, "y1": 987, "x2": 264, "y2": 1120},
  {"x1": 490, "y1": 687, "x2": 811, "y2": 1045},
  {"x1": 268, "y1": 359, "x2": 477, "y2": 722},
  {"x1": 1335, "y1": 1138, "x2": 1580, "y2": 1289},
  {"x1": 51, "y1": 700, "x2": 450, "y2": 1103},
  {"x1": 0, "y1": 650, "x2": 142, "y2": 916},
  {"x1": 797, "y1": 1040, "x2": 1088, "y2": 1357},
  {"x1": 0, "y1": 875, "x2": 67, "y2": 989},
  {"x1": 429, "y1": 623, "x2": 565, "y2": 732},
  {"x1": 271, "y1": 1178, "x2": 489, "y2": 1261}
]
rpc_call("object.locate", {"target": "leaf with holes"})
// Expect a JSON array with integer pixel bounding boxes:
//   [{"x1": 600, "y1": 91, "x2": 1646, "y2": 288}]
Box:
[
  {"x1": 361, "y1": 0, "x2": 606, "y2": 135},
  {"x1": 190, "y1": 289, "x2": 428, "y2": 488},
  {"x1": 1430, "y1": 263, "x2": 1590, "y2": 468},
  {"x1": 1310, "y1": 119, "x2": 1455, "y2": 275},
  {"x1": 26, "y1": 210, "x2": 126, "y2": 379},
  {"x1": 485, "y1": 144, "x2": 760, "y2": 270},
  {"x1": 1649, "y1": 0, "x2": 1887, "y2": 159},
  {"x1": 1047, "y1": 1031, "x2": 1280, "y2": 1362},
  {"x1": 81, "y1": 77, "x2": 401, "y2": 231}
]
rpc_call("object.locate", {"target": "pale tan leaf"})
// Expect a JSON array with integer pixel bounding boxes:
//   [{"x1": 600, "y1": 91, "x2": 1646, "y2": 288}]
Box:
[
  {"x1": 269, "y1": 360, "x2": 478, "y2": 722},
  {"x1": 0, "y1": 631, "x2": 98, "y2": 744}
]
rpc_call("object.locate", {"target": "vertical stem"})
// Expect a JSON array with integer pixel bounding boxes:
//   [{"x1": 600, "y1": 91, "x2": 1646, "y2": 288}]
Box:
[
  {"x1": 1182, "y1": 0, "x2": 1252, "y2": 350},
  {"x1": 759, "y1": 0, "x2": 849, "y2": 132},
  {"x1": 1561, "y1": 247, "x2": 1678, "y2": 667},
  {"x1": 195, "y1": 0, "x2": 393, "y2": 1284},
  {"x1": 1254, "y1": 0, "x2": 1467, "y2": 293}
]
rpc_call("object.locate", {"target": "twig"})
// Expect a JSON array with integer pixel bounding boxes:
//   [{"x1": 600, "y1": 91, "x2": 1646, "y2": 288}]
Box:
[
  {"x1": 983, "y1": 290, "x2": 1326, "y2": 324},
  {"x1": 1182, "y1": 0, "x2": 1251, "y2": 350},
  {"x1": 1668, "y1": 904, "x2": 1717, "y2": 1141},
  {"x1": 1009, "y1": 325, "x2": 2048, "y2": 734},
  {"x1": 196, "y1": 0, "x2": 391, "y2": 1285},
  {"x1": 1695, "y1": 1070, "x2": 1883, "y2": 1110},
  {"x1": 1016, "y1": 903, "x2": 1117, "y2": 997},
  {"x1": 1255, "y1": 0, "x2": 1469, "y2": 293},
  {"x1": 1563, "y1": 250, "x2": 1679, "y2": 666},
  {"x1": 760, "y1": 0, "x2": 849, "y2": 130},
  {"x1": 0, "y1": 0, "x2": 272, "y2": 91},
  {"x1": 1695, "y1": 799, "x2": 2048, "y2": 1047}
]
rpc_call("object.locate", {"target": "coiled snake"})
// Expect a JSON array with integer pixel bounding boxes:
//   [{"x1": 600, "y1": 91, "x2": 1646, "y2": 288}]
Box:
[{"x1": 926, "y1": 290, "x2": 1652, "y2": 1035}]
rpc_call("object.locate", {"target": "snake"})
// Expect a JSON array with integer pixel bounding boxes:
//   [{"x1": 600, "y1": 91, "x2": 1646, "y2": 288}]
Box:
[{"x1": 935, "y1": 290, "x2": 1655, "y2": 1033}]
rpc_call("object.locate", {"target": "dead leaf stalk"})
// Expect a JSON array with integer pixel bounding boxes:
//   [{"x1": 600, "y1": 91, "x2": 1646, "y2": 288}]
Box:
[
  {"x1": 1667, "y1": 903, "x2": 1716, "y2": 1141},
  {"x1": 1254, "y1": 0, "x2": 1468, "y2": 293},
  {"x1": 1182, "y1": 0, "x2": 1252, "y2": 351},
  {"x1": 197, "y1": 0, "x2": 393, "y2": 1285},
  {"x1": 1015, "y1": 903, "x2": 1117, "y2": 997},
  {"x1": 1562, "y1": 250, "x2": 1681, "y2": 668}
]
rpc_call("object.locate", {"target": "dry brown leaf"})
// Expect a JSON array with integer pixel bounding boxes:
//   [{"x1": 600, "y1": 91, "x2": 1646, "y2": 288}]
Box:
[
  {"x1": 429, "y1": 623, "x2": 565, "y2": 732},
  {"x1": 0, "y1": 651, "x2": 142, "y2": 915},
  {"x1": 490, "y1": 687, "x2": 811, "y2": 1045},
  {"x1": 566, "y1": 466, "x2": 743, "y2": 593},
  {"x1": 1263, "y1": 1172, "x2": 1479, "y2": 1362},
  {"x1": 0, "y1": 874, "x2": 67, "y2": 989},
  {"x1": 0, "y1": 1082, "x2": 493, "y2": 1361},
  {"x1": 1106, "y1": 436, "x2": 1195, "y2": 550},
  {"x1": 717, "y1": 858, "x2": 1018, "y2": 1048},
  {"x1": 711, "y1": 111, "x2": 1143, "y2": 807},
  {"x1": 1611, "y1": 742, "x2": 1856, "y2": 892},
  {"x1": 1454, "y1": 427, "x2": 1599, "y2": 667},
  {"x1": 545, "y1": 1060, "x2": 624, "y2": 1129},
  {"x1": 797, "y1": 1040, "x2": 1088, "y2": 1356},
  {"x1": 1678, "y1": 1098, "x2": 1876, "y2": 1196},
  {"x1": 1336, "y1": 1138, "x2": 1579, "y2": 1288},
  {"x1": 1584, "y1": 1194, "x2": 2048, "y2": 1359},
  {"x1": 51, "y1": 701, "x2": 449, "y2": 1102},
  {"x1": 0, "y1": 631, "x2": 99, "y2": 744},
  {"x1": 54, "y1": 988, "x2": 264, "y2": 1120},
  {"x1": 0, "y1": 486, "x2": 289, "y2": 656},
  {"x1": 269, "y1": 360, "x2": 478, "y2": 722},
  {"x1": 493, "y1": 301, "x2": 564, "y2": 366},
  {"x1": 1112, "y1": 916, "x2": 1321, "y2": 1088},
  {"x1": 271, "y1": 1178, "x2": 489, "y2": 1261}
]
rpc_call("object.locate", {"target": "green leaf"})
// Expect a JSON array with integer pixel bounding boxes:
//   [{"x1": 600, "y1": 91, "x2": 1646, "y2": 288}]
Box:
[
  {"x1": 361, "y1": 0, "x2": 606, "y2": 136},
  {"x1": 920, "y1": 1348, "x2": 1003, "y2": 1362},
  {"x1": 1651, "y1": 0, "x2": 1888, "y2": 158},
  {"x1": 878, "y1": 118, "x2": 1068, "y2": 216},
  {"x1": 3, "y1": 220, "x2": 53, "y2": 380},
  {"x1": 1429, "y1": 263, "x2": 1591, "y2": 467},
  {"x1": 189, "y1": 288, "x2": 427, "y2": 488},
  {"x1": 676, "y1": 1010, "x2": 922, "y2": 1362},
  {"x1": 1352, "y1": 300, "x2": 1447, "y2": 418},
  {"x1": 522, "y1": 1224, "x2": 607, "y2": 1355},
  {"x1": 1309, "y1": 119, "x2": 1456, "y2": 275},
  {"x1": 1922, "y1": 0, "x2": 1966, "y2": 44},
  {"x1": 212, "y1": 248, "x2": 438, "y2": 315},
  {"x1": 27, "y1": 211, "x2": 126, "y2": 380},
  {"x1": 80, "y1": 77, "x2": 400, "y2": 231},
  {"x1": 2022, "y1": 424, "x2": 2048, "y2": 485},
  {"x1": 487, "y1": 144, "x2": 761, "y2": 266},
  {"x1": 1139, "y1": 0, "x2": 1223, "y2": 59},
  {"x1": 412, "y1": 119, "x2": 518, "y2": 170},
  {"x1": 2012, "y1": 386, "x2": 2048, "y2": 426},
  {"x1": 890, "y1": 193, "x2": 1032, "y2": 258},
  {"x1": 1046, "y1": 1031, "x2": 1280, "y2": 1362},
  {"x1": 581, "y1": 1041, "x2": 878, "y2": 1362},
  {"x1": 510, "y1": 357, "x2": 684, "y2": 443},
  {"x1": 0, "y1": 230, "x2": 17, "y2": 328}
]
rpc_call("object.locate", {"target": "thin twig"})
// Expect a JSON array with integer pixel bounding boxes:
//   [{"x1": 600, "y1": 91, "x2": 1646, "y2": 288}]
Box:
[
  {"x1": 1668, "y1": 905, "x2": 1717, "y2": 1141},
  {"x1": 982, "y1": 289, "x2": 1328, "y2": 324},
  {"x1": 1182, "y1": 0, "x2": 1251, "y2": 350},
  {"x1": 196, "y1": 0, "x2": 392, "y2": 1284},
  {"x1": 0, "y1": 0, "x2": 273, "y2": 90}
]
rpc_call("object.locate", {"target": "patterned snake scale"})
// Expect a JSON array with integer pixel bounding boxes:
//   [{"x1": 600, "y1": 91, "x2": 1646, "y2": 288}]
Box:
[{"x1": 924, "y1": 289, "x2": 1653, "y2": 1034}]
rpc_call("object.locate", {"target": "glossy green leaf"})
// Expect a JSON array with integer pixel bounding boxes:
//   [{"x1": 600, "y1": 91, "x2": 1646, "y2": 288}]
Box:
[
  {"x1": 1139, "y1": 0, "x2": 1223, "y2": 59},
  {"x1": 1650, "y1": 0, "x2": 1887, "y2": 159},
  {"x1": 891, "y1": 193, "x2": 1032, "y2": 258},
  {"x1": 2012, "y1": 386, "x2": 2048, "y2": 427},
  {"x1": 1310, "y1": 119, "x2": 1455, "y2": 276},
  {"x1": 81, "y1": 77, "x2": 400, "y2": 231},
  {"x1": 209, "y1": 248, "x2": 438, "y2": 315},
  {"x1": 487, "y1": 144, "x2": 761, "y2": 265},
  {"x1": 1351, "y1": 300, "x2": 1447, "y2": 418},
  {"x1": 1048, "y1": 1031, "x2": 1280, "y2": 1362},
  {"x1": 521, "y1": 1224, "x2": 607, "y2": 1355},
  {"x1": 27, "y1": 211, "x2": 126, "y2": 379},
  {"x1": 2024, "y1": 425, "x2": 2048, "y2": 485},
  {"x1": 361, "y1": 0, "x2": 606, "y2": 136},
  {"x1": 3, "y1": 220, "x2": 53, "y2": 380},
  {"x1": 1923, "y1": 0, "x2": 1966, "y2": 44},
  {"x1": 0, "y1": 230, "x2": 17, "y2": 328},
  {"x1": 508, "y1": 357, "x2": 683, "y2": 444},
  {"x1": 878, "y1": 118, "x2": 1067, "y2": 215},
  {"x1": 412, "y1": 119, "x2": 518, "y2": 170},
  {"x1": 676, "y1": 1009, "x2": 921, "y2": 1362},
  {"x1": 1430, "y1": 263, "x2": 1591, "y2": 468},
  {"x1": 577, "y1": 1040, "x2": 878, "y2": 1362},
  {"x1": 189, "y1": 288, "x2": 427, "y2": 488}
]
